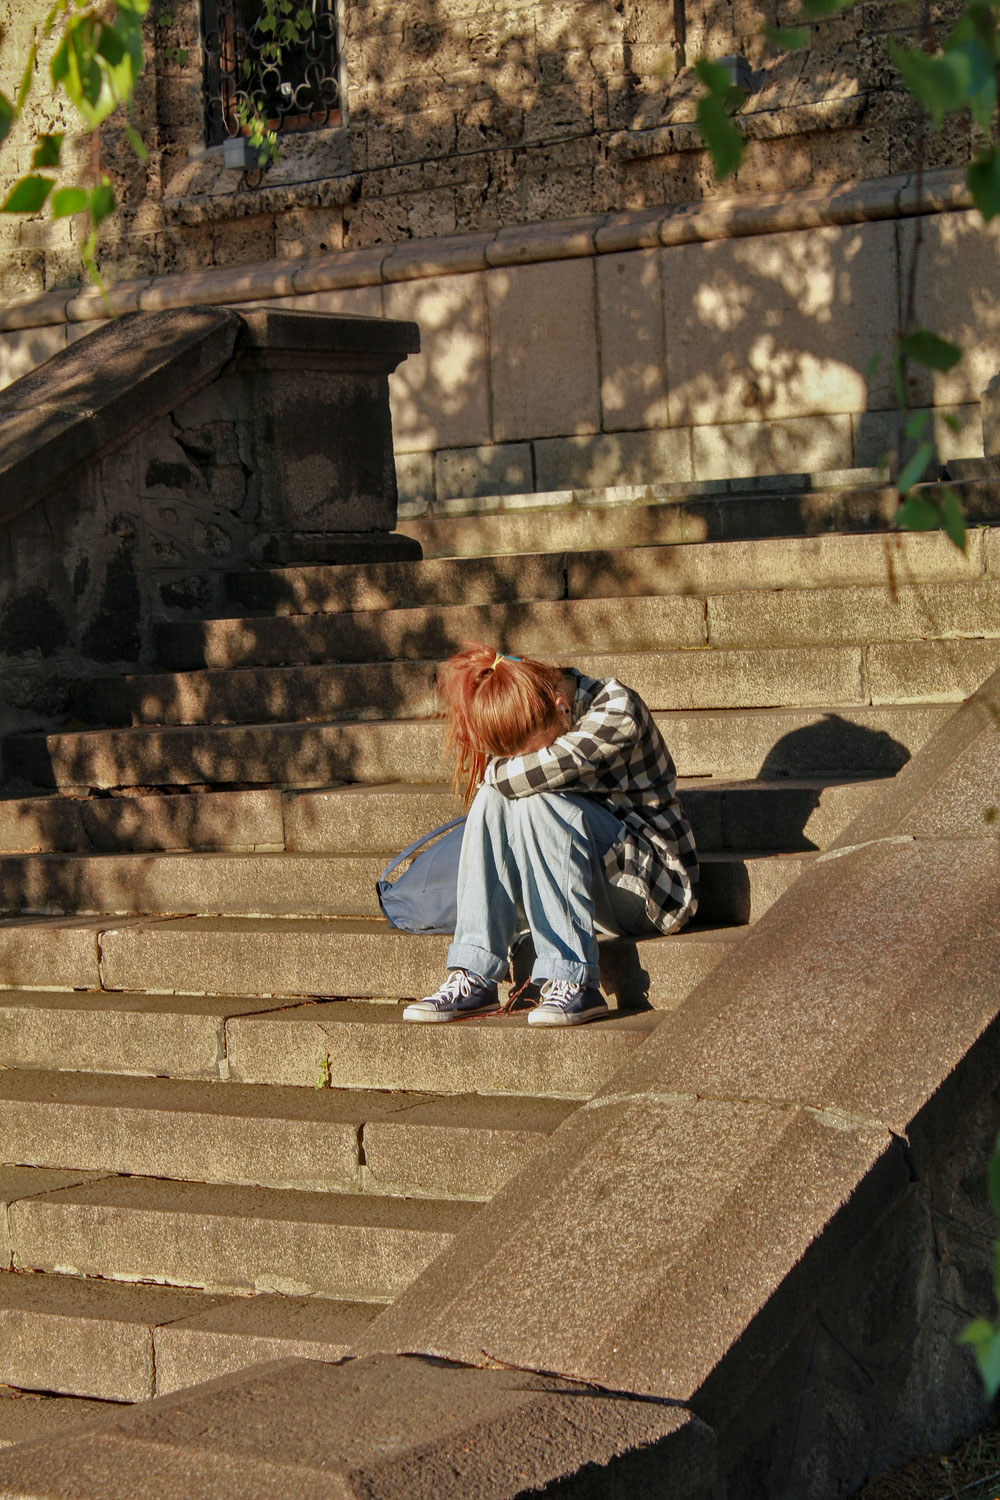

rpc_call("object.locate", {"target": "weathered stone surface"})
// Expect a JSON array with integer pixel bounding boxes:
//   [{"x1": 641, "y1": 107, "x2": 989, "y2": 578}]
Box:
[
  {"x1": 0, "y1": 1070, "x2": 438, "y2": 1193},
  {"x1": 361, "y1": 1095, "x2": 904, "y2": 1403},
  {"x1": 0, "y1": 1355, "x2": 719, "y2": 1500},
  {"x1": 11, "y1": 1175, "x2": 472, "y2": 1299},
  {"x1": 0, "y1": 990, "x2": 294, "y2": 1080},
  {"x1": 597, "y1": 249, "x2": 669, "y2": 432},
  {"x1": 692, "y1": 414, "x2": 855, "y2": 481},
  {"x1": 0, "y1": 1271, "x2": 225, "y2": 1402},
  {"x1": 152, "y1": 1296, "x2": 381, "y2": 1395},
  {"x1": 383, "y1": 273, "x2": 490, "y2": 452},
  {"x1": 905, "y1": 210, "x2": 1000, "y2": 408},
  {"x1": 0, "y1": 1388, "x2": 116, "y2": 1447},
  {"x1": 664, "y1": 222, "x2": 897, "y2": 427},
  {"x1": 224, "y1": 1000, "x2": 658, "y2": 1096},
  {"x1": 534, "y1": 429, "x2": 692, "y2": 489},
  {"x1": 0, "y1": 915, "x2": 103, "y2": 989},
  {"x1": 434, "y1": 442, "x2": 533, "y2": 499},
  {"x1": 833, "y1": 661, "x2": 1000, "y2": 844},
  {"x1": 487, "y1": 259, "x2": 600, "y2": 441}
]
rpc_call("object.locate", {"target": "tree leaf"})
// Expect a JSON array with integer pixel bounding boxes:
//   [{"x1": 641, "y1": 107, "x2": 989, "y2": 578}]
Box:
[
  {"x1": 696, "y1": 90, "x2": 744, "y2": 180},
  {"x1": 896, "y1": 493, "x2": 941, "y2": 530},
  {"x1": 0, "y1": 93, "x2": 14, "y2": 148},
  {"x1": 897, "y1": 441, "x2": 936, "y2": 493},
  {"x1": 939, "y1": 486, "x2": 968, "y2": 552},
  {"x1": 889, "y1": 41, "x2": 968, "y2": 126},
  {"x1": 1, "y1": 175, "x2": 55, "y2": 214},
  {"x1": 52, "y1": 185, "x2": 89, "y2": 217},
  {"x1": 31, "y1": 132, "x2": 64, "y2": 168},
  {"x1": 968, "y1": 146, "x2": 1000, "y2": 221},
  {"x1": 899, "y1": 328, "x2": 963, "y2": 372},
  {"x1": 124, "y1": 119, "x2": 148, "y2": 160},
  {"x1": 89, "y1": 177, "x2": 116, "y2": 225},
  {"x1": 763, "y1": 24, "x2": 810, "y2": 48},
  {"x1": 904, "y1": 409, "x2": 931, "y2": 441},
  {"x1": 16, "y1": 42, "x2": 37, "y2": 113}
]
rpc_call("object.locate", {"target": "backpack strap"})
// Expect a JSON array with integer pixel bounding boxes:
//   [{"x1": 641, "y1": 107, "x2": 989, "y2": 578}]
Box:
[{"x1": 377, "y1": 816, "x2": 466, "y2": 884}]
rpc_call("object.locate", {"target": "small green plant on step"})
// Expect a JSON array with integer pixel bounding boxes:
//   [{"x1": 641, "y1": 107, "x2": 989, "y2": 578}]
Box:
[{"x1": 315, "y1": 1052, "x2": 332, "y2": 1090}]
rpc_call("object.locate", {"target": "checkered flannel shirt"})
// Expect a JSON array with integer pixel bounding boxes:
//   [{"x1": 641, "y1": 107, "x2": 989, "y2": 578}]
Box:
[{"x1": 483, "y1": 669, "x2": 698, "y2": 934}]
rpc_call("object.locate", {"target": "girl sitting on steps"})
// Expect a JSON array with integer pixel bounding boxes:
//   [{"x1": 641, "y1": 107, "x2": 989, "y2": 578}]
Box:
[{"x1": 402, "y1": 644, "x2": 699, "y2": 1027}]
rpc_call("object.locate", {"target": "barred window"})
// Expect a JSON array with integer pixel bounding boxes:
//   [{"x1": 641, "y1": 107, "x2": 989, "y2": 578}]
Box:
[{"x1": 201, "y1": 0, "x2": 341, "y2": 146}]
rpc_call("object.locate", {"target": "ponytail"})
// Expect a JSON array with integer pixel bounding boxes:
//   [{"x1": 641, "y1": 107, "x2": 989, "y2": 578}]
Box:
[{"x1": 439, "y1": 644, "x2": 565, "y2": 805}]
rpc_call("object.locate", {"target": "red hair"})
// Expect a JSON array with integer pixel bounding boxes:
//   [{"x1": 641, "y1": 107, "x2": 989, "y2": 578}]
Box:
[{"x1": 439, "y1": 644, "x2": 566, "y2": 805}]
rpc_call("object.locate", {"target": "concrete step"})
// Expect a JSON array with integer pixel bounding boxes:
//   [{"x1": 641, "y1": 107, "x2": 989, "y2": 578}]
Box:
[
  {"x1": 0, "y1": 984, "x2": 676, "y2": 1090},
  {"x1": 0, "y1": 776, "x2": 881, "y2": 856},
  {"x1": 218, "y1": 527, "x2": 990, "y2": 619},
  {"x1": 8, "y1": 1169, "x2": 475, "y2": 1300},
  {"x1": 0, "y1": 1386, "x2": 115, "y2": 1447},
  {"x1": 398, "y1": 478, "x2": 1000, "y2": 559},
  {"x1": 0, "y1": 1070, "x2": 574, "y2": 1199},
  {"x1": 4, "y1": 703, "x2": 951, "y2": 792},
  {"x1": 0, "y1": 1269, "x2": 380, "y2": 1401},
  {"x1": 0, "y1": 848, "x2": 806, "y2": 925},
  {"x1": 150, "y1": 576, "x2": 1000, "y2": 679}
]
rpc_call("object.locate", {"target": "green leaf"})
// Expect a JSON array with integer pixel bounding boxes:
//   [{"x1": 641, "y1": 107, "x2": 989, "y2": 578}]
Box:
[
  {"x1": 89, "y1": 177, "x2": 116, "y2": 225},
  {"x1": 897, "y1": 440, "x2": 936, "y2": 493},
  {"x1": 896, "y1": 493, "x2": 941, "y2": 530},
  {"x1": 31, "y1": 132, "x2": 64, "y2": 168},
  {"x1": 945, "y1": 36, "x2": 998, "y2": 132},
  {"x1": 1, "y1": 175, "x2": 55, "y2": 213},
  {"x1": 0, "y1": 93, "x2": 14, "y2": 149},
  {"x1": 939, "y1": 486, "x2": 967, "y2": 552},
  {"x1": 97, "y1": 24, "x2": 127, "y2": 66},
  {"x1": 296, "y1": 6, "x2": 314, "y2": 27},
  {"x1": 975, "y1": 1327, "x2": 1000, "y2": 1398},
  {"x1": 51, "y1": 185, "x2": 89, "y2": 217},
  {"x1": 124, "y1": 119, "x2": 149, "y2": 159},
  {"x1": 864, "y1": 350, "x2": 882, "y2": 382},
  {"x1": 696, "y1": 90, "x2": 744, "y2": 180},
  {"x1": 968, "y1": 146, "x2": 1000, "y2": 221},
  {"x1": 904, "y1": 409, "x2": 931, "y2": 441},
  {"x1": 16, "y1": 42, "x2": 37, "y2": 113},
  {"x1": 942, "y1": 413, "x2": 962, "y2": 433},
  {"x1": 889, "y1": 41, "x2": 972, "y2": 127},
  {"x1": 157, "y1": 11, "x2": 174, "y2": 23},
  {"x1": 763, "y1": 24, "x2": 810, "y2": 48},
  {"x1": 899, "y1": 329, "x2": 963, "y2": 372}
]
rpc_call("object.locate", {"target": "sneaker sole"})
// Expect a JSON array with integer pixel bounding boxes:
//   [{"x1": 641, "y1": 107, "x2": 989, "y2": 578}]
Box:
[
  {"x1": 527, "y1": 1004, "x2": 610, "y2": 1027},
  {"x1": 402, "y1": 1002, "x2": 502, "y2": 1023}
]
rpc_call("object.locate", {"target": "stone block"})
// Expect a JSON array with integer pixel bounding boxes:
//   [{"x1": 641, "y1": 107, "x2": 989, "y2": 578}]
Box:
[
  {"x1": 866, "y1": 638, "x2": 1000, "y2": 704},
  {"x1": 0, "y1": 1390, "x2": 114, "y2": 1447},
  {"x1": 0, "y1": 1355, "x2": 720, "y2": 1500},
  {"x1": 384, "y1": 272, "x2": 490, "y2": 451},
  {"x1": 435, "y1": 442, "x2": 532, "y2": 499},
  {"x1": 0, "y1": 1271, "x2": 221, "y2": 1402},
  {"x1": 534, "y1": 428, "x2": 692, "y2": 489},
  {"x1": 904, "y1": 210, "x2": 1000, "y2": 407},
  {"x1": 983, "y1": 371, "x2": 1000, "y2": 456},
  {"x1": 692, "y1": 414, "x2": 854, "y2": 480},
  {"x1": 12, "y1": 1174, "x2": 471, "y2": 1300},
  {"x1": 0, "y1": 325, "x2": 69, "y2": 394},
  {"x1": 854, "y1": 403, "x2": 984, "y2": 468},
  {"x1": 487, "y1": 258, "x2": 600, "y2": 441},
  {"x1": 629, "y1": 837, "x2": 1000, "y2": 1143},
  {"x1": 0, "y1": 991, "x2": 292, "y2": 1081},
  {"x1": 395, "y1": 450, "x2": 435, "y2": 507},
  {"x1": 152, "y1": 1296, "x2": 380, "y2": 1396},
  {"x1": 597, "y1": 248, "x2": 669, "y2": 431},
  {"x1": 362, "y1": 1093, "x2": 904, "y2": 1405},
  {"x1": 664, "y1": 221, "x2": 898, "y2": 427}
]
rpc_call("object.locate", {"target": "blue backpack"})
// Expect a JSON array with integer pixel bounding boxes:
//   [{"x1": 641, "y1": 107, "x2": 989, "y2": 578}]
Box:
[{"x1": 376, "y1": 817, "x2": 466, "y2": 934}]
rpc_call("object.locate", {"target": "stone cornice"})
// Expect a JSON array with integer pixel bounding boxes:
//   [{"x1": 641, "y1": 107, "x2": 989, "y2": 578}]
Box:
[{"x1": 0, "y1": 167, "x2": 970, "y2": 334}]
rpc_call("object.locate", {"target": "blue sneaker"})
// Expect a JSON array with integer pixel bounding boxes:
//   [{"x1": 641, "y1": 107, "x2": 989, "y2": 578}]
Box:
[
  {"x1": 403, "y1": 970, "x2": 501, "y2": 1023},
  {"x1": 527, "y1": 978, "x2": 610, "y2": 1027}
]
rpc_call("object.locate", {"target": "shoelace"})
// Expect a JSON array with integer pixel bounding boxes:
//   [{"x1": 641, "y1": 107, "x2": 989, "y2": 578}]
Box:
[
  {"x1": 434, "y1": 970, "x2": 475, "y2": 1003},
  {"x1": 540, "y1": 979, "x2": 580, "y2": 1006}
]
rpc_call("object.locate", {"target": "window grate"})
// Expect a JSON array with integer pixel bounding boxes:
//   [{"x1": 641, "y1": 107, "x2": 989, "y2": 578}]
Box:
[{"x1": 201, "y1": 0, "x2": 341, "y2": 146}]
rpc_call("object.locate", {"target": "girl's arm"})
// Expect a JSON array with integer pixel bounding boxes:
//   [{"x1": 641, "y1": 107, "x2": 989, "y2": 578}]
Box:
[{"x1": 484, "y1": 679, "x2": 642, "y2": 798}]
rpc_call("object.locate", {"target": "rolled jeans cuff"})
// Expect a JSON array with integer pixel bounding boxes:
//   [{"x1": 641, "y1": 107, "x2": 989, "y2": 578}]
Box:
[
  {"x1": 529, "y1": 956, "x2": 599, "y2": 986},
  {"x1": 445, "y1": 940, "x2": 509, "y2": 984}
]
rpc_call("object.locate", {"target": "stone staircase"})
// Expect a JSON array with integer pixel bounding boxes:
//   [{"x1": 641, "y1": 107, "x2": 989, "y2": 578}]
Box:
[{"x1": 0, "y1": 475, "x2": 996, "y2": 1427}]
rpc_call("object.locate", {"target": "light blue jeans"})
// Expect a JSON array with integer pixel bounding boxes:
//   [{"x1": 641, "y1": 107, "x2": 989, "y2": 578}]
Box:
[{"x1": 446, "y1": 784, "x2": 656, "y2": 987}]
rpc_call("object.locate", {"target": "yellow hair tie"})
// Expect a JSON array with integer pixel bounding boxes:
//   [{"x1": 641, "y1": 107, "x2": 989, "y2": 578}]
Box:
[{"x1": 491, "y1": 652, "x2": 504, "y2": 670}]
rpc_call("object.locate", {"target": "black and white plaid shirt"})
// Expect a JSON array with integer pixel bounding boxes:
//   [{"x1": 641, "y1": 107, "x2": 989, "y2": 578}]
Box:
[{"x1": 483, "y1": 669, "x2": 698, "y2": 934}]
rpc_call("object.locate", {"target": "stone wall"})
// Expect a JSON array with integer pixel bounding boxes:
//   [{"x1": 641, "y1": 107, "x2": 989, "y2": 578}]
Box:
[
  {"x1": 2, "y1": 181, "x2": 995, "y2": 503},
  {"x1": 0, "y1": 0, "x2": 970, "y2": 304},
  {"x1": 0, "y1": 307, "x2": 416, "y2": 738}
]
